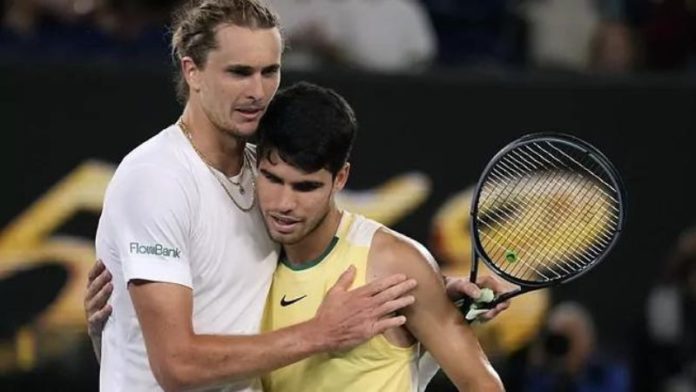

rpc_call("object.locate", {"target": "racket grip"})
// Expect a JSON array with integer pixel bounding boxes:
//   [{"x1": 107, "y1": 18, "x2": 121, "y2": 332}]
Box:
[{"x1": 455, "y1": 288, "x2": 495, "y2": 322}]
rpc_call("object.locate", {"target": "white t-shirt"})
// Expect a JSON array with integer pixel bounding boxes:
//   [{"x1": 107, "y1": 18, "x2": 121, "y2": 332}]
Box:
[{"x1": 96, "y1": 124, "x2": 278, "y2": 391}]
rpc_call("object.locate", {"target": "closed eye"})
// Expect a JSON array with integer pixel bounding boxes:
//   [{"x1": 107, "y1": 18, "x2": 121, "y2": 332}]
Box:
[
  {"x1": 226, "y1": 65, "x2": 254, "y2": 77},
  {"x1": 262, "y1": 65, "x2": 280, "y2": 76},
  {"x1": 292, "y1": 182, "x2": 323, "y2": 192},
  {"x1": 260, "y1": 169, "x2": 282, "y2": 184}
]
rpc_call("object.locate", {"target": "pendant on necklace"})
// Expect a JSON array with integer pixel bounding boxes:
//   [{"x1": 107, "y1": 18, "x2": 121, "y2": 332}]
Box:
[{"x1": 239, "y1": 185, "x2": 246, "y2": 195}]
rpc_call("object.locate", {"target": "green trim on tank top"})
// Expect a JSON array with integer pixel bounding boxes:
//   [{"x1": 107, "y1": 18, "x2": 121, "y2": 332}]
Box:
[{"x1": 280, "y1": 236, "x2": 340, "y2": 271}]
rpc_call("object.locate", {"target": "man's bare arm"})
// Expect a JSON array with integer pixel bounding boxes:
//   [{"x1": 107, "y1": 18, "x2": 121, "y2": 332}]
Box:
[
  {"x1": 129, "y1": 265, "x2": 416, "y2": 391},
  {"x1": 369, "y1": 230, "x2": 504, "y2": 391}
]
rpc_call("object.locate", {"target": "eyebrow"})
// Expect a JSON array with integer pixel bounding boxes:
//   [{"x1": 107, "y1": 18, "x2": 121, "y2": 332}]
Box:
[
  {"x1": 259, "y1": 168, "x2": 325, "y2": 188},
  {"x1": 262, "y1": 64, "x2": 281, "y2": 73},
  {"x1": 293, "y1": 180, "x2": 324, "y2": 188},
  {"x1": 259, "y1": 168, "x2": 279, "y2": 179},
  {"x1": 225, "y1": 63, "x2": 280, "y2": 73}
]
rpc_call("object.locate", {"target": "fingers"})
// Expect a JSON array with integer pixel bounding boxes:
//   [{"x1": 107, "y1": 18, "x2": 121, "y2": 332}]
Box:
[
  {"x1": 371, "y1": 315, "x2": 407, "y2": 334},
  {"x1": 368, "y1": 277, "x2": 417, "y2": 305},
  {"x1": 357, "y1": 273, "x2": 413, "y2": 297},
  {"x1": 87, "y1": 280, "x2": 113, "y2": 314},
  {"x1": 374, "y1": 295, "x2": 416, "y2": 317},
  {"x1": 87, "y1": 304, "x2": 113, "y2": 336},
  {"x1": 85, "y1": 260, "x2": 114, "y2": 338},
  {"x1": 479, "y1": 301, "x2": 510, "y2": 321},
  {"x1": 458, "y1": 281, "x2": 482, "y2": 299},
  {"x1": 476, "y1": 274, "x2": 516, "y2": 293},
  {"x1": 86, "y1": 268, "x2": 113, "y2": 300},
  {"x1": 88, "y1": 259, "x2": 106, "y2": 282},
  {"x1": 444, "y1": 277, "x2": 482, "y2": 302},
  {"x1": 88, "y1": 304, "x2": 113, "y2": 323},
  {"x1": 444, "y1": 275, "x2": 515, "y2": 322},
  {"x1": 331, "y1": 265, "x2": 357, "y2": 292},
  {"x1": 475, "y1": 275, "x2": 513, "y2": 308}
]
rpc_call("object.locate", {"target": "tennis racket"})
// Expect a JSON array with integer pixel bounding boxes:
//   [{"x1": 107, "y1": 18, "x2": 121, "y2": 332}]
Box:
[{"x1": 456, "y1": 133, "x2": 626, "y2": 321}]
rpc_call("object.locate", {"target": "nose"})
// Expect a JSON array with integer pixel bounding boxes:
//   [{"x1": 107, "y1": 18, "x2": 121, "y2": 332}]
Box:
[
  {"x1": 277, "y1": 185, "x2": 296, "y2": 213},
  {"x1": 246, "y1": 73, "x2": 264, "y2": 102}
]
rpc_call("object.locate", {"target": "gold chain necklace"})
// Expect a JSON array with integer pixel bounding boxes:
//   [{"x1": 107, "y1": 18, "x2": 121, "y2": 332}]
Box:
[{"x1": 178, "y1": 119, "x2": 256, "y2": 212}]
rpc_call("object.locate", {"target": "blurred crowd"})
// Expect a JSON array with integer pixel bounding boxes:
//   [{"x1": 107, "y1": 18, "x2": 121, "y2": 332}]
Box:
[
  {"x1": 632, "y1": 227, "x2": 696, "y2": 392},
  {"x1": 2, "y1": 0, "x2": 696, "y2": 73},
  {"x1": 0, "y1": 0, "x2": 174, "y2": 63},
  {"x1": 509, "y1": 226, "x2": 696, "y2": 392}
]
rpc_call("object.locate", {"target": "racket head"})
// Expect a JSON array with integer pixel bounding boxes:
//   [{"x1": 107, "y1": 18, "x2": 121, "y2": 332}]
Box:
[{"x1": 470, "y1": 133, "x2": 626, "y2": 289}]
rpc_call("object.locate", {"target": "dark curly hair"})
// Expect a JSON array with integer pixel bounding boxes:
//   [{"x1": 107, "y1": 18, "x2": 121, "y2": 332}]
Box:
[{"x1": 257, "y1": 82, "x2": 357, "y2": 177}]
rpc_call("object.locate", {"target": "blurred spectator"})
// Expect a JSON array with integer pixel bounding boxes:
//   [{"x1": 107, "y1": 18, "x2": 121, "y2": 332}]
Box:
[
  {"x1": 91, "y1": 0, "x2": 175, "y2": 62},
  {"x1": 421, "y1": 0, "x2": 526, "y2": 68},
  {"x1": 268, "y1": 0, "x2": 436, "y2": 72},
  {"x1": 590, "y1": 21, "x2": 636, "y2": 74},
  {"x1": 633, "y1": 0, "x2": 696, "y2": 71},
  {"x1": 633, "y1": 226, "x2": 696, "y2": 392},
  {"x1": 522, "y1": 0, "x2": 602, "y2": 71},
  {"x1": 1, "y1": 0, "x2": 103, "y2": 59},
  {"x1": 503, "y1": 302, "x2": 630, "y2": 392},
  {"x1": 0, "y1": 0, "x2": 175, "y2": 63}
]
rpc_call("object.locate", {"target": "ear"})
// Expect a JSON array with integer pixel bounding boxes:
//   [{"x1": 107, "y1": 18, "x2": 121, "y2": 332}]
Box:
[
  {"x1": 333, "y1": 163, "x2": 351, "y2": 193},
  {"x1": 181, "y1": 56, "x2": 202, "y2": 93}
]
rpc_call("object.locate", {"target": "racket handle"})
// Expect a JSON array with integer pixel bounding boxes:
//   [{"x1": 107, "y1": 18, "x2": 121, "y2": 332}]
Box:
[{"x1": 455, "y1": 288, "x2": 496, "y2": 322}]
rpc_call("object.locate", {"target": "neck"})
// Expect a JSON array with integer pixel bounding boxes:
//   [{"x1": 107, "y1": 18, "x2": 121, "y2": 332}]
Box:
[
  {"x1": 284, "y1": 207, "x2": 343, "y2": 265},
  {"x1": 181, "y1": 103, "x2": 246, "y2": 177}
]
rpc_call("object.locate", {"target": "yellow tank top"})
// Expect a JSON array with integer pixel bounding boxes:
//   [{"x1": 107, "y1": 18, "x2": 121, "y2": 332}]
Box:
[{"x1": 261, "y1": 211, "x2": 419, "y2": 392}]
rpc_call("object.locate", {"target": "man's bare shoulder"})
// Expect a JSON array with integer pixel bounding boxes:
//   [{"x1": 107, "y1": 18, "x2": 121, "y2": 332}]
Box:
[{"x1": 368, "y1": 227, "x2": 440, "y2": 280}]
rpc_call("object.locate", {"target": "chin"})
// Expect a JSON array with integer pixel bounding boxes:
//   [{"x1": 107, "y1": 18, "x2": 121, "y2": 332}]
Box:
[
  {"x1": 235, "y1": 119, "x2": 261, "y2": 136},
  {"x1": 223, "y1": 127, "x2": 254, "y2": 140},
  {"x1": 270, "y1": 233, "x2": 290, "y2": 245},
  {"x1": 271, "y1": 232, "x2": 302, "y2": 245}
]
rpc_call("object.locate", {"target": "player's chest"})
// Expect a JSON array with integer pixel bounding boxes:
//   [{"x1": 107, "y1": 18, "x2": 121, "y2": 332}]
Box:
[
  {"x1": 190, "y1": 201, "x2": 277, "y2": 282},
  {"x1": 268, "y1": 270, "x2": 338, "y2": 326}
]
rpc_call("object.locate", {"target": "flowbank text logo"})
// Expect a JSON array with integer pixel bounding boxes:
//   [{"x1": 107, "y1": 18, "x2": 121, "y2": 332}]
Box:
[{"x1": 129, "y1": 242, "x2": 181, "y2": 258}]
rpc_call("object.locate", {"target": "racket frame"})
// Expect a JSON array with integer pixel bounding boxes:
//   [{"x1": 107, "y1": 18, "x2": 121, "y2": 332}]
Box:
[{"x1": 466, "y1": 132, "x2": 627, "y2": 308}]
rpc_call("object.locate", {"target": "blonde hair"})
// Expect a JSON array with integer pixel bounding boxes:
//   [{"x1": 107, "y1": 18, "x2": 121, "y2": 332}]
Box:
[{"x1": 170, "y1": 0, "x2": 279, "y2": 103}]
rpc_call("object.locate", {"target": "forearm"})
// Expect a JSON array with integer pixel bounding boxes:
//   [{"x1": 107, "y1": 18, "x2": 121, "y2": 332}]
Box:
[
  {"x1": 132, "y1": 269, "x2": 417, "y2": 391},
  {"x1": 452, "y1": 350, "x2": 504, "y2": 392},
  {"x1": 151, "y1": 319, "x2": 325, "y2": 391},
  {"x1": 420, "y1": 314, "x2": 504, "y2": 392}
]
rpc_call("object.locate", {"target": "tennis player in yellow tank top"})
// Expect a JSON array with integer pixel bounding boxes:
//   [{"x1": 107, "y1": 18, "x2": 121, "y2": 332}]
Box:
[{"x1": 255, "y1": 82, "x2": 504, "y2": 391}]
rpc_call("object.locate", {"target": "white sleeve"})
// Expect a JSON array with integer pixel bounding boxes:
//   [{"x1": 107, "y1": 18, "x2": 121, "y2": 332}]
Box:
[{"x1": 105, "y1": 163, "x2": 195, "y2": 288}]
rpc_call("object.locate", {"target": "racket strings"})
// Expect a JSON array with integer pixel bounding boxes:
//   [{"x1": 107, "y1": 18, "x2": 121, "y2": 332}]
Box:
[
  {"x1": 476, "y1": 140, "x2": 621, "y2": 283},
  {"x1": 516, "y1": 145, "x2": 620, "y2": 258},
  {"x1": 482, "y1": 152, "x2": 616, "y2": 280},
  {"x1": 536, "y1": 142, "x2": 621, "y2": 236},
  {"x1": 487, "y1": 155, "x2": 605, "y2": 267},
  {"x1": 481, "y1": 167, "x2": 579, "y2": 279},
  {"x1": 547, "y1": 142, "x2": 621, "y2": 206},
  {"x1": 480, "y1": 176, "x2": 608, "y2": 282},
  {"x1": 486, "y1": 159, "x2": 614, "y2": 279},
  {"x1": 492, "y1": 144, "x2": 616, "y2": 245},
  {"x1": 482, "y1": 168, "x2": 595, "y2": 279}
]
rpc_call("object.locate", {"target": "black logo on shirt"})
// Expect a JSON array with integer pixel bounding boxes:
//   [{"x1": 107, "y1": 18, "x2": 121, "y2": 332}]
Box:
[
  {"x1": 129, "y1": 242, "x2": 181, "y2": 258},
  {"x1": 280, "y1": 294, "x2": 307, "y2": 307}
]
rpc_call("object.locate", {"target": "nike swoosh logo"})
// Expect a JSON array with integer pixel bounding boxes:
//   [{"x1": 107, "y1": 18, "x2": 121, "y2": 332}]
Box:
[{"x1": 280, "y1": 294, "x2": 307, "y2": 307}]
